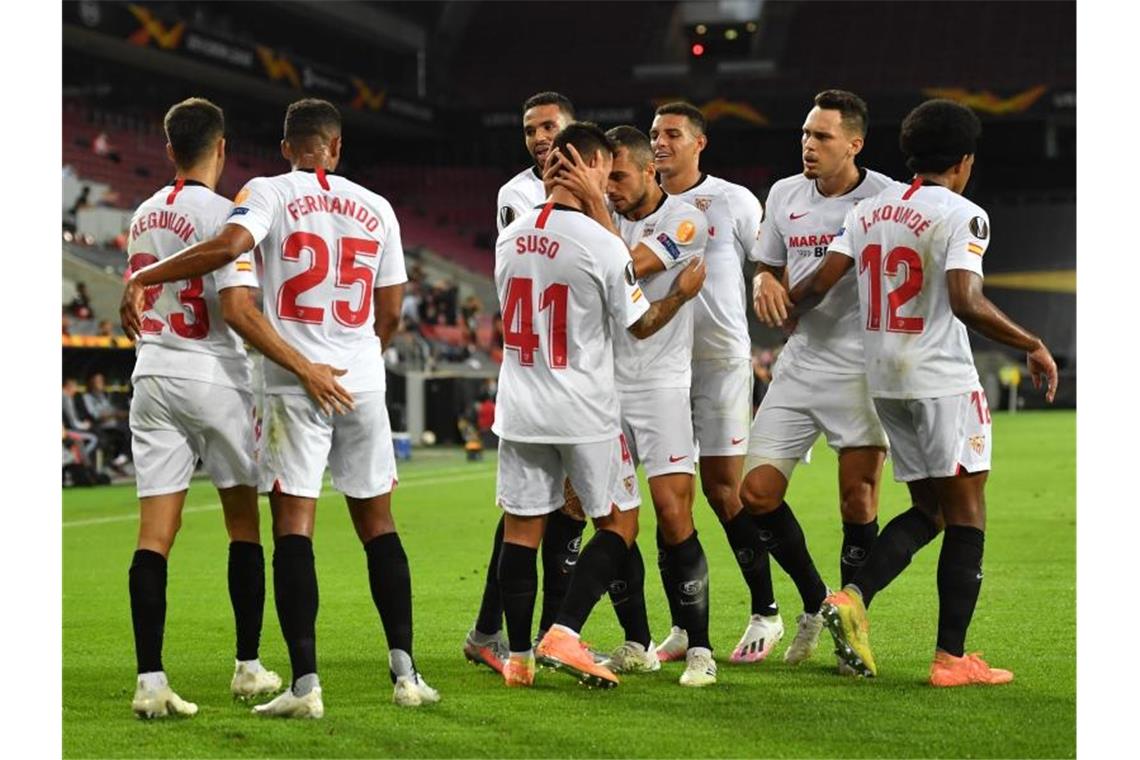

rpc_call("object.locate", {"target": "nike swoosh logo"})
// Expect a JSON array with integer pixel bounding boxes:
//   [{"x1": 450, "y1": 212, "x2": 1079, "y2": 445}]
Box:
[
  {"x1": 668, "y1": 455, "x2": 688, "y2": 463},
  {"x1": 731, "y1": 437, "x2": 746, "y2": 445},
  {"x1": 789, "y1": 212, "x2": 810, "y2": 220}
]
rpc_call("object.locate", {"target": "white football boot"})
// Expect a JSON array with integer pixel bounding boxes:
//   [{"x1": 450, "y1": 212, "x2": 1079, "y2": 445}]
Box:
[
  {"x1": 131, "y1": 675, "x2": 198, "y2": 719},
  {"x1": 730, "y1": 614, "x2": 784, "y2": 663},
  {"x1": 655, "y1": 626, "x2": 689, "y2": 663},
  {"x1": 602, "y1": 641, "x2": 662, "y2": 673},
  {"x1": 679, "y1": 647, "x2": 718, "y2": 687},
  {"x1": 783, "y1": 612, "x2": 825, "y2": 665},
  {"x1": 230, "y1": 660, "x2": 283, "y2": 698},
  {"x1": 393, "y1": 671, "x2": 441, "y2": 707},
  {"x1": 252, "y1": 687, "x2": 324, "y2": 718}
]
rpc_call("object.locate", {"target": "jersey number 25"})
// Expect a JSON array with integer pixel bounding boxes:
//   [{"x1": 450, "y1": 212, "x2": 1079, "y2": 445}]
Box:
[{"x1": 277, "y1": 232, "x2": 378, "y2": 327}]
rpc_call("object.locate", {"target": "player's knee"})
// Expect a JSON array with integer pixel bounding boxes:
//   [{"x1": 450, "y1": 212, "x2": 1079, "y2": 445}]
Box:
[
  {"x1": 594, "y1": 506, "x2": 639, "y2": 546},
  {"x1": 739, "y1": 469, "x2": 785, "y2": 514},
  {"x1": 701, "y1": 480, "x2": 740, "y2": 517},
  {"x1": 654, "y1": 501, "x2": 694, "y2": 545},
  {"x1": 839, "y1": 481, "x2": 877, "y2": 524}
]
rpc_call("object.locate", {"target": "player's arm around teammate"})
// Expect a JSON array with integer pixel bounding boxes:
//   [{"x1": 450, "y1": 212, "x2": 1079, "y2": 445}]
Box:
[{"x1": 122, "y1": 224, "x2": 353, "y2": 416}]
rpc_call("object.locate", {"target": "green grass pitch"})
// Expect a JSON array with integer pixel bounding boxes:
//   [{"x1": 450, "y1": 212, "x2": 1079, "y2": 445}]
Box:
[{"x1": 63, "y1": 411, "x2": 1075, "y2": 758}]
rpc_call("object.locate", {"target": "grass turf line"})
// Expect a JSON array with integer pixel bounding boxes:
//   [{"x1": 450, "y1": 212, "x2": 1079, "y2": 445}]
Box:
[{"x1": 63, "y1": 411, "x2": 1075, "y2": 758}]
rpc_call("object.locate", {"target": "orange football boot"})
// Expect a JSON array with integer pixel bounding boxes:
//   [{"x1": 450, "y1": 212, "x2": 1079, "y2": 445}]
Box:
[
  {"x1": 536, "y1": 628, "x2": 619, "y2": 689},
  {"x1": 929, "y1": 651, "x2": 1013, "y2": 687}
]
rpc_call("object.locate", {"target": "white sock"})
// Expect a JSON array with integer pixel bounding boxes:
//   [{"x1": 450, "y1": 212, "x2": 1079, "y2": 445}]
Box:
[
  {"x1": 551, "y1": 624, "x2": 579, "y2": 639},
  {"x1": 509, "y1": 648, "x2": 534, "y2": 659},
  {"x1": 138, "y1": 671, "x2": 168, "y2": 691},
  {"x1": 389, "y1": 649, "x2": 415, "y2": 678},
  {"x1": 236, "y1": 658, "x2": 263, "y2": 673},
  {"x1": 292, "y1": 672, "x2": 320, "y2": 697}
]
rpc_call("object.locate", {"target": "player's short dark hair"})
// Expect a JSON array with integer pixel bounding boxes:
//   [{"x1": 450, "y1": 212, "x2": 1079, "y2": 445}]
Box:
[
  {"x1": 163, "y1": 97, "x2": 224, "y2": 169},
  {"x1": 605, "y1": 125, "x2": 653, "y2": 169},
  {"x1": 552, "y1": 121, "x2": 614, "y2": 163},
  {"x1": 654, "y1": 102, "x2": 707, "y2": 135},
  {"x1": 522, "y1": 91, "x2": 575, "y2": 119},
  {"x1": 813, "y1": 89, "x2": 869, "y2": 137},
  {"x1": 899, "y1": 99, "x2": 982, "y2": 173},
  {"x1": 284, "y1": 98, "x2": 342, "y2": 145}
]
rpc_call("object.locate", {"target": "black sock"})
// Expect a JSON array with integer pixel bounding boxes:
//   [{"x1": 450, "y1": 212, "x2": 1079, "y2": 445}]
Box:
[
  {"x1": 364, "y1": 532, "x2": 413, "y2": 655},
  {"x1": 853, "y1": 507, "x2": 940, "y2": 607},
  {"x1": 273, "y1": 534, "x2": 319, "y2": 686},
  {"x1": 722, "y1": 510, "x2": 778, "y2": 616},
  {"x1": 539, "y1": 510, "x2": 585, "y2": 633},
  {"x1": 752, "y1": 503, "x2": 827, "y2": 614},
  {"x1": 840, "y1": 519, "x2": 879, "y2": 589},
  {"x1": 936, "y1": 526, "x2": 985, "y2": 657},
  {"x1": 662, "y1": 531, "x2": 711, "y2": 650},
  {"x1": 656, "y1": 527, "x2": 683, "y2": 628},
  {"x1": 497, "y1": 542, "x2": 538, "y2": 652},
  {"x1": 554, "y1": 530, "x2": 627, "y2": 633},
  {"x1": 474, "y1": 517, "x2": 505, "y2": 635},
  {"x1": 228, "y1": 541, "x2": 265, "y2": 662},
  {"x1": 608, "y1": 542, "x2": 651, "y2": 648},
  {"x1": 129, "y1": 549, "x2": 167, "y2": 674}
]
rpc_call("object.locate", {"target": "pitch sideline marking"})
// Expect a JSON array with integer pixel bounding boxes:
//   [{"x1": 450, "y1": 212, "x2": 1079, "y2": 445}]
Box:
[{"x1": 62, "y1": 469, "x2": 496, "y2": 528}]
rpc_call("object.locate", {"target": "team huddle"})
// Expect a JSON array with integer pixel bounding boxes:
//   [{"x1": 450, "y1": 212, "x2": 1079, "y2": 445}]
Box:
[{"x1": 117, "y1": 88, "x2": 1058, "y2": 718}]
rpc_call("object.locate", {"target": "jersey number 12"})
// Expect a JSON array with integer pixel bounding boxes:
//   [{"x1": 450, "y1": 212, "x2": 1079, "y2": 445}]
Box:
[{"x1": 859, "y1": 244, "x2": 925, "y2": 334}]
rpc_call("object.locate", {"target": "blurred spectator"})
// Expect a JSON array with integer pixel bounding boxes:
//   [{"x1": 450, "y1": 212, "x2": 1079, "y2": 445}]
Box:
[
  {"x1": 63, "y1": 378, "x2": 101, "y2": 465},
  {"x1": 97, "y1": 319, "x2": 115, "y2": 338},
  {"x1": 82, "y1": 372, "x2": 131, "y2": 472},
  {"x1": 490, "y1": 311, "x2": 504, "y2": 363},
  {"x1": 401, "y1": 281, "x2": 422, "y2": 327},
  {"x1": 461, "y1": 294, "x2": 483, "y2": 334},
  {"x1": 93, "y1": 130, "x2": 121, "y2": 163},
  {"x1": 67, "y1": 282, "x2": 93, "y2": 320},
  {"x1": 62, "y1": 315, "x2": 72, "y2": 338},
  {"x1": 63, "y1": 424, "x2": 107, "y2": 487},
  {"x1": 65, "y1": 185, "x2": 91, "y2": 231}
]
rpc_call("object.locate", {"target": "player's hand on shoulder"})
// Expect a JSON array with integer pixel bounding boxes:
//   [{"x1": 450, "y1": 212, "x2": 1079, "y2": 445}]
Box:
[
  {"x1": 119, "y1": 276, "x2": 146, "y2": 340},
  {"x1": 300, "y1": 363, "x2": 356, "y2": 416},
  {"x1": 752, "y1": 270, "x2": 793, "y2": 328},
  {"x1": 673, "y1": 257, "x2": 706, "y2": 300},
  {"x1": 1026, "y1": 341, "x2": 1058, "y2": 404}
]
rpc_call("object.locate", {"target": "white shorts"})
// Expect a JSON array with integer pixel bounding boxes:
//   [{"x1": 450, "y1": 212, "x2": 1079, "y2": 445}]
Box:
[
  {"x1": 873, "y1": 387, "x2": 992, "y2": 482},
  {"x1": 691, "y1": 358, "x2": 752, "y2": 457},
  {"x1": 748, "y1": 362, "x2": 888, "y2": 463},
  {"x1": 259, "y1": 392, "x2": 397, "y2": 499},
  {"x1": 620, "y1": 388, "x2": 696, "y2": 478},
  {"x1": 497, "y1": 434, "x2": 641, "y2": 518},
  {"x1": 130, "y1": 376, "x2": 257, "y2": 498}
]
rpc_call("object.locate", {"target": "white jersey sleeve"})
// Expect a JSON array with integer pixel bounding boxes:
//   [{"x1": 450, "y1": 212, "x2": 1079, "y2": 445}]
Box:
[
  {"x1": 828, "y1": 206, "x2": 858, "y2": 258},
  {"x1": 225, "y1": 177, "x2": 279, "y2": 246},
  {"x1": 944, "y1": 205, "x2": 988, "y2": 277},
  {"x1": 734, "y1": 186, "x2": 765, "y2": 263},
  {"x1": 496, "y1": 168, "x2": 545, "y2": 232},
  {"x1": 640, "y1": 202, "x2": 709, "y2": 270},
  {"x1": 375, "y1": 199, "x2": 408, "y2": 287},
  {"x1": 754, "y1": 186, "x2": 788, "y2": 267},
  {"x1": 601, "y1": 239, "x2": 651, "y2": 329}
]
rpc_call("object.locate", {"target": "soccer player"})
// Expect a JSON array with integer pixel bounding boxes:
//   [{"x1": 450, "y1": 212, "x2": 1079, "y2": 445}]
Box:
[
  {"x1": 780, "y1": 99, "x2": 1058, "y2": 686},
  {"x1": 648, "y1": 102, "x2": 776, "y2": 663},
  {"x1": 744, "y1": 90, "x2": 895, "y2": 668},
  {"x1": 465, "y1": 92, "x2": 587, "y2": 674},
  {"x1": 121, "y1": 98, "x2": 439, "y2": 715},
  {"x1": 122, "y1": 98, "x2": 281, "y2": 719},
  {"x1": 544, "y1": 126, "x2": 716, "y2": 685},
  {"x1": 493, "y1": 122, "x2": 706, "y2": 689}
]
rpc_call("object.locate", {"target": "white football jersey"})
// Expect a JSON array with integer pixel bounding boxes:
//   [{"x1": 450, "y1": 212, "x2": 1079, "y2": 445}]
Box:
[
  {"x1": 226, "y1": 169, "x2": 407, "y2": 395},
  {"x1": 756, "y1": 169, "x2": 896, "y2": 374},
  {"x1": 669, "y1": 174, "x2": 763, "y2": 361},
  {"x1": 613, "y1": 194, "x2": 708, "y2": 391},
  {"x1": 493, "y1": 202, "x2": 650, "y2": 443},
  {"x1": 828, "y1": 179, "x2": 988, "y2": 399},
  {"x1": 496, "y1": 167, "x2": 545, "y2": 232},
  {"x1": 128, "y1": 181, "x2": 258, "y2": 389}
]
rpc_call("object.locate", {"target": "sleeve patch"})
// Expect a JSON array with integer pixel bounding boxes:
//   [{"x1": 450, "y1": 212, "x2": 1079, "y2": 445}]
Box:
[
  {"x1": 228, "y1": 207, "x2": 250, "y2": 217},
  {"x1": 676, "y1": 220, "x2": 696, "y2": 244},
  {"x1": 969, "y1": 216, "x2": 989, "y2": 240},
  {"x1": 631, "y1": 287, "x2": 644, "y2": 303},
  {"x1": 233, "y1": 187, "x2": 251, "y2": 206},
  {"x1": 967, "y1": 242, "x2": 985, "y2": 256},
  {"x1": 656, "y1": 233, "x2": 682, "y2": 260},
  {"x1": 499, "y1": 206, "x2": 516, "y2": 228}
]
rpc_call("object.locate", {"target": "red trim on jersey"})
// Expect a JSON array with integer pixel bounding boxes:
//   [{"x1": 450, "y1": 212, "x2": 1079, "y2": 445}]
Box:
[
  {"x1": 901, "y1": 176, "x2": 923, "y2": 201},
  {"x1": 316, "y1": 167, "x2": 331, "y2": 191},
  {"x1": 535, "y1": 201, "x2": 555, "y2": 229},
  {"x1": 165, "y1": 177, "x2": 186, "y2": 205}
]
